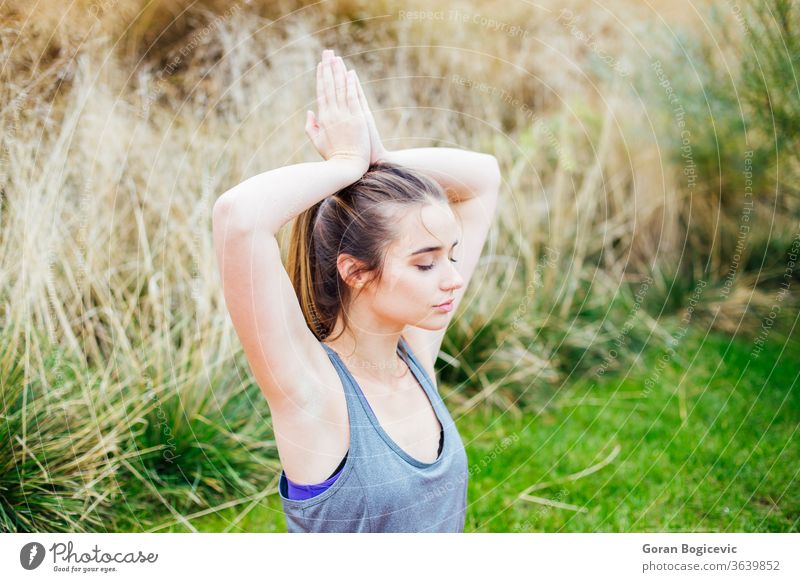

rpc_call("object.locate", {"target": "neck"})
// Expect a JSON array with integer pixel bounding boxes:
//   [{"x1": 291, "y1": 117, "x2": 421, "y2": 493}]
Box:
[{"x1": 325, "y1": 316, "x2": 409, "y2": 389}]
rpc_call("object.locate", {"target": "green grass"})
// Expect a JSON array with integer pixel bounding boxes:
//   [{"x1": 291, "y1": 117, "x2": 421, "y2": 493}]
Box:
[
  {"x1": 147, "y1": 320, "x2": 799, "y2": 532},
  {"x1": 464, "y1": 324, "x2": 800, "y2": 532}
]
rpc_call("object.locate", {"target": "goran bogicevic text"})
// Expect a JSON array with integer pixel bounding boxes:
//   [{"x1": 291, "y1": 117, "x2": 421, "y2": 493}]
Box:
[{"x1": 643, "y1": 543, "x2": 738, "y2": 557}]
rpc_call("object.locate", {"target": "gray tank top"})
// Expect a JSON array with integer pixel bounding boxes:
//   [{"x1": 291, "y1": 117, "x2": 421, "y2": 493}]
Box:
[{"x1": 278, "y1": 335, "x2": 469, "y2": 532}]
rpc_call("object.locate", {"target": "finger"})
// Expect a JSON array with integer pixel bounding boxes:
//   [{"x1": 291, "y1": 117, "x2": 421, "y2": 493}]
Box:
[
  {"x1": 354, "y1": 71, "x2": 377, "y2": 127},
  {"x1": 353, "y1": 70, "x2": 370, "y2": 113},
  {"x1": 316, "y1": 62, "x2": 326, "y2": 109},
  {"x1": 346, "y1": 70, "x2": 360, "y2": 114},
  {"x1": 333, "y1": 56, "x2": 347, "y2": 110},
  {"x1": 322, "y1": 58, "x2": 336, "y2": 109},
  {"x1": 310, "y1": 111, "x2": 321, "y2": 136}
]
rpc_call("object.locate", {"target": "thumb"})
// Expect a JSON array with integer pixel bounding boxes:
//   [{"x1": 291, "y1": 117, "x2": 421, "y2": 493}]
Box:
[{"x1": 305, "y1": 111, "x2": 318, "y2": 138}]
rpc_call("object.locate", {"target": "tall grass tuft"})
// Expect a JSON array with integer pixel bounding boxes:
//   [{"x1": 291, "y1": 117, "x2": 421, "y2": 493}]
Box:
[
  {"x1": 121, "y1": 348, "x2": 280, "y2": 523},
  {"x1": 632, "y1": 0, "x2": 800, "y2": 332},
  {"x1": 0, "y1": 329, "x2": 123, "y2": 532}
]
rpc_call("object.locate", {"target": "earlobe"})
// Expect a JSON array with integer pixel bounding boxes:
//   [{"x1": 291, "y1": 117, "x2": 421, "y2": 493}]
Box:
[{"x1": 337, "y1": 253, "x2": 366, "y2": 288}]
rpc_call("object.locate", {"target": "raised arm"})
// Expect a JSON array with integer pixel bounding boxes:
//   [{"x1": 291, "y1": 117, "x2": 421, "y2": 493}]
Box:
[
  {"x1": 213, "y1": 156, "x2": 364, "y2": 236},
  {"x1": 215, "y1": 51, "x2": 370, "y2": 235},
  {"x1": 379, "y1": 148, "x2": 500, "y2": 201},
  {"x1": 381, "y1": 148, "x2": 501, "y2": 370},
  {"x1": 345, "y1": 64, "x2": 502, "y2": 370},
  {"x1": 212, "y1": 52, "x2": 370, "y2": 410}
]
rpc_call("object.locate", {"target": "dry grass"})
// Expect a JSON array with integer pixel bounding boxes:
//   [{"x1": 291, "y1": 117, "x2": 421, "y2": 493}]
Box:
[{"x1": 1, "y1": 0, "x2": 796, "y2": 530}]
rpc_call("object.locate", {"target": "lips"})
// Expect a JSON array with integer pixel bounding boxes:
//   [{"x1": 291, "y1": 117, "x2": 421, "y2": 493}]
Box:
[{"x1": 434, "y1": 298, "x2": 454, "y2": 308}]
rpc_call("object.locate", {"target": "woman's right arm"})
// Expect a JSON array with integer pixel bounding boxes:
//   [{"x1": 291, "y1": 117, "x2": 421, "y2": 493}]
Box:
[
  {"x1": 212, "y1": 156, "x2": 365, "y2": 237},
  {"x1": 212, "y1": 51, "x2": 370, "y2": 411},
  {"x1": 211, "y1": 158, "x2": 362, "y2": 410}
]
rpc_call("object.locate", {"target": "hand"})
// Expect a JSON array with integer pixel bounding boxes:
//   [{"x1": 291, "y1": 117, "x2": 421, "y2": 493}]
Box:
[
  {"x1": 305, "y1": 50, "x2": 371, "y2": 174},
  {"x1": 350, "y1": 67, "x2": 388, "y2": 165}
]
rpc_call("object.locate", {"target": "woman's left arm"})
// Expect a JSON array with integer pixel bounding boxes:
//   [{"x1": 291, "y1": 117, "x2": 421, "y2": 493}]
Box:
[
  {"x1": 378, "y1": 147, "x2": 501, "y2": 205},
  {"x1": 382, "y1": 147, "x2": 502, "y2": 370}
]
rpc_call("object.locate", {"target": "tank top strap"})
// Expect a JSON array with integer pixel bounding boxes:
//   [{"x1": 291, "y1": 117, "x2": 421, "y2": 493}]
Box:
[
  {"x1": 320, "y1": 337, "x2": 449, "y2": 459},
  {"x1": 319, "y1": 342, "x2": 375, "y2": 452},
  {"x1": 279, "y1": 340, "x2": 469, "y2": 531},
  {"x1": 396, "y1": 334, "x2": 444, "y2": 409}
]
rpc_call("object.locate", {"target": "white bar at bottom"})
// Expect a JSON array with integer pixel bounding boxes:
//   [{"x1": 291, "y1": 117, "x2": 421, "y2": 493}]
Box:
[{"x1": 2, "y1": 533, "x2": 797, "y2": 581}]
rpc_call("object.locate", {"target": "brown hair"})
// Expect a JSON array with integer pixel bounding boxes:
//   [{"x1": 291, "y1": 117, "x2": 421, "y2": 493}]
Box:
[{"x1": 286, "y1": 161, "x2": 448, "y2": 342}]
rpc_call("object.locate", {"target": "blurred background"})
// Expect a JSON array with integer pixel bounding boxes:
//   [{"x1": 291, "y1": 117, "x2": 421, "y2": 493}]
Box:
[{"x1": 1, "y1": 0, "x2": 797, "y2": 532}]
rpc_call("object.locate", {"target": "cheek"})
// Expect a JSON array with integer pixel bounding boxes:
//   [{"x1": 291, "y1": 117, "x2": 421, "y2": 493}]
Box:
[{"x1": 377, "y1": 268, "x2": 431, "y2": 308}]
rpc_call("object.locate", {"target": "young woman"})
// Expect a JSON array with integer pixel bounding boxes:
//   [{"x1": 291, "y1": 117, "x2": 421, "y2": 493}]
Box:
[{"x1": 212, "y1": 49, "x2": 500, "y2": 532}]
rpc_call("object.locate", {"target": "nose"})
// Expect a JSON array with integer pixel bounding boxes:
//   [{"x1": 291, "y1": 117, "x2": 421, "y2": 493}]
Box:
[{"x1": 441, "y1": 259, "x2": 464, "y2": 292}]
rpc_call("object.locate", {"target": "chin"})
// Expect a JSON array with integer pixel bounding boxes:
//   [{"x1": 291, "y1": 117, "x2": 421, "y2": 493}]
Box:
[
  {"x1": 413, "y1": 318, "x2": 446, "y2": 331},
  {"x1": 401, "y1": 308, "x2": 447, "y2": 331}
]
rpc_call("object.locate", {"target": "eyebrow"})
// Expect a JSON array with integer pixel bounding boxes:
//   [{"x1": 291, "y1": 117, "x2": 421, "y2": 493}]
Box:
[{"x1": 409, "y1": 240, "x2": 459, "y2": 257}]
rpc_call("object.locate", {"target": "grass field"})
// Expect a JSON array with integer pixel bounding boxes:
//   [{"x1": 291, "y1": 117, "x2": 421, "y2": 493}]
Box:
[{"x1": 138, "y1": 320, "x2": 798, "y2": 533}]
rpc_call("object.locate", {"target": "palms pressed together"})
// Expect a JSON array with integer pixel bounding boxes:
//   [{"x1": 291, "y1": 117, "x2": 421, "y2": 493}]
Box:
[{"x1": 305, "y1": 49, "x2": 387, "y2": 169}]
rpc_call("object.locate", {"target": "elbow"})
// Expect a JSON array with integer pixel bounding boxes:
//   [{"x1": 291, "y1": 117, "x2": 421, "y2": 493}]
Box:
[
  {"x1": 212, "y1": 192, "x2": 252, "y2": 238},
  {"x1": 212, "y1": 193, "x2": 236, "y2": 232},
  {"x1": 213, "y1": 191, "x2": 284, "y2": 236},
  {"x1": 212, "y1": 193, "x2": 232, "y2": 222}
]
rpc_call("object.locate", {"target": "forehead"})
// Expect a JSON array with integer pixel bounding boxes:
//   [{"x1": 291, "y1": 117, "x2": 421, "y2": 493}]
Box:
[{"x1": 389, "y1": 202, "x2": 459, "y2": 254}]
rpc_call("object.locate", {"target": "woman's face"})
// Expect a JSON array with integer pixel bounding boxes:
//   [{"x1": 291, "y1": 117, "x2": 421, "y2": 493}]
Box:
[{"x1": 357, "y1": 201, "x2": 465, "y2": 330}]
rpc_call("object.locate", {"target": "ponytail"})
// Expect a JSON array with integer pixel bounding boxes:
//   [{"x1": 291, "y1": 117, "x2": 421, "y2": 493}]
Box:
[{"x1": 287, "y1": 199, "x2": 329, "y2": 340}]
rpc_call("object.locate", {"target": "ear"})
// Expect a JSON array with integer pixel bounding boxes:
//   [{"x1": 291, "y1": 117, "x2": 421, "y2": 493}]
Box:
[{"x1": 336, "y1": 253, "x2": 368, "y2": 289}]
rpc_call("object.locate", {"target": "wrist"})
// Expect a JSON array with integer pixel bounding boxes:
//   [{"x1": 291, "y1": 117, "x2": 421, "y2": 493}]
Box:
[
  {"x1": 328, "y1": 154, "x2": 369, "y2": 180},
  {"x1": 373, "y1": 147, "x2": 391, "y2": 164}
]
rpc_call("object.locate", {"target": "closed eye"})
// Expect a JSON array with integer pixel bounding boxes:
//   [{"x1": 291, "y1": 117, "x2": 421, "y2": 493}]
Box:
[{"x1": 416, "y1": 258, "x2": 458, "y2": 272}]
